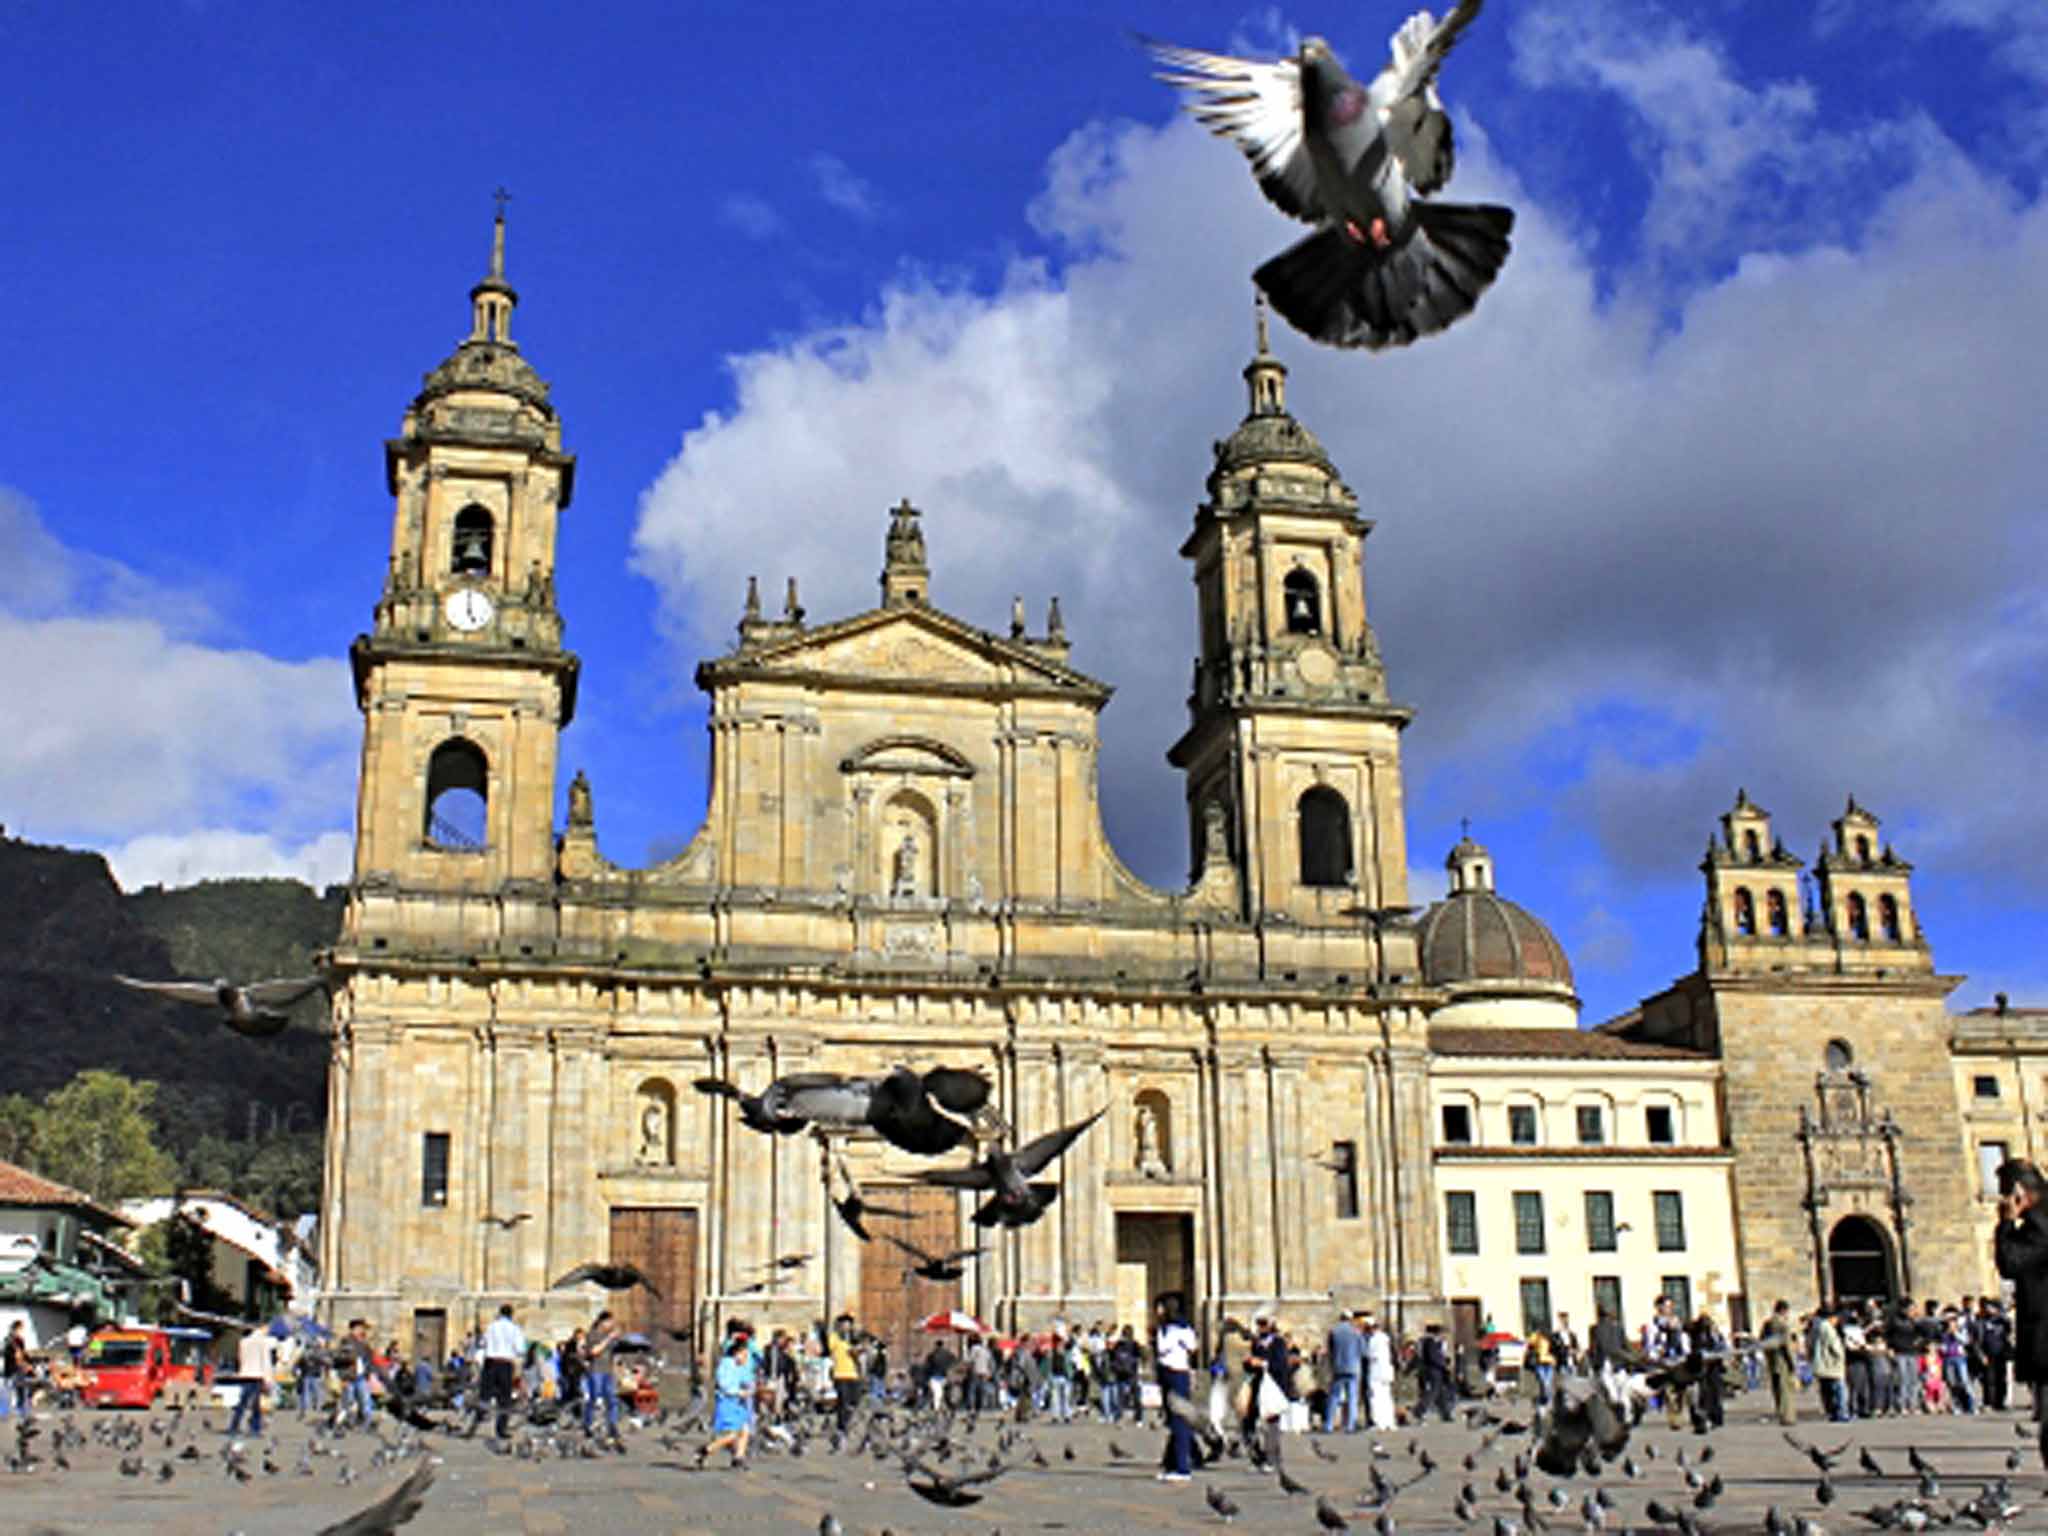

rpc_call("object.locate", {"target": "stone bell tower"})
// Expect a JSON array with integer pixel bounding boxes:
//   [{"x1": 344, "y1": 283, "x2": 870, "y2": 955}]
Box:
[
  {"x1": 347, "y1": 207, "x2": 580, "y2": 908},
  {"x1": 1168, "y1": 300, "x2": 1413, "y2": 947}
]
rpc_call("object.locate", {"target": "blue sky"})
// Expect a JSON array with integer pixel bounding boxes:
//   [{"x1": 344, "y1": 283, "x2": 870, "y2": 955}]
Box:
[{"x1": 3, "y1": 0, "x2": 2043, "y2": 1024}]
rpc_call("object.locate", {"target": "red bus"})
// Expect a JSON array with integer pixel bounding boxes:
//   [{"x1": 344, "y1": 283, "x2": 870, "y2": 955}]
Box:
[{"x1": 78, "y1": 1326, "x2": 214, "y2": 1408}]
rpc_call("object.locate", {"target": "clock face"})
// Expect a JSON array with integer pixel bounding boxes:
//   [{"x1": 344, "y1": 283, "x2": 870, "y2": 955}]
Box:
[{"x1": 445, "y1": 588, "x2": 494, "y2": 632}]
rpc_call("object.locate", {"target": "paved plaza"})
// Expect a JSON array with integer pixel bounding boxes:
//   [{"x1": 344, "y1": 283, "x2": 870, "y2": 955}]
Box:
[{"x1": 2, "y1": 1393, "x2": 2041, "y2": 1534}]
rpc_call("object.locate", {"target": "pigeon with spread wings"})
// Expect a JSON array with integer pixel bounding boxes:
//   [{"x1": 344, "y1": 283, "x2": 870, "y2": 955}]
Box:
[
  {"x1": 830, "y1": 1152, "x2": 918, "y2": 1242},
  {"x1": 693, "y1": 1064, "x2": 997, "y2": 1155},
  {"x1": 883, "y1": 1232, "x2": 986, "y2": 1282},
  {"x1": 115, "y1": 973, "x2": 328, "y2": 1038},
  {"x1": 1145, "y1": 4, "x2": 1513, "y2": 349},
  {"x1": 551, "y1": 1261, "x2": 660, "y2": 1297},
  {"x1": 919, "y1": 1109, "x2": 1104, "y2": 1228}
]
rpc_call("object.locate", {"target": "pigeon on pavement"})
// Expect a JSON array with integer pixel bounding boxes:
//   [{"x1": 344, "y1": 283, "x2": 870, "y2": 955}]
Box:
[{"x1": 1146, "y1": 4, "x2": 1513, "y2": 349}]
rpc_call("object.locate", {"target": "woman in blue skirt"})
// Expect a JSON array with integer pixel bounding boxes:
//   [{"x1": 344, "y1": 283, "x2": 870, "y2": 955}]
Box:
[{"x1": 697, "y1": 1335, "x2": 756, "y2": 1469}]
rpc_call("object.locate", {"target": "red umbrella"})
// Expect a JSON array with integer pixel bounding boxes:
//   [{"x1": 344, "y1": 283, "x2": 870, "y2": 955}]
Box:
[
  {"x1": 916, "y1": 1309, "x2": 988, "y2": 1335},
  {"x1": 1477, "y1": 1330, "x2": 1521, "y2": 1348}
]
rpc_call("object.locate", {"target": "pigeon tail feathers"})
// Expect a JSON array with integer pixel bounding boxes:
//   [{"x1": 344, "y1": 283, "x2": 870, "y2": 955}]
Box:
[{"x1": 1255, "y1": 200, "x2": 1512, "y2": 349}]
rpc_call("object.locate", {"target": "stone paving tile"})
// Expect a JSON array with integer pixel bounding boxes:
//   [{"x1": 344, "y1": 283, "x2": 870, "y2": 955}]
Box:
[{"x1": 1, "y1": 1398, "x2": 2043, "y2": 1534}]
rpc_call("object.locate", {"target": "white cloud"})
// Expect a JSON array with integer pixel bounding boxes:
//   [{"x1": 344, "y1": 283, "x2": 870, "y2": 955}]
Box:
[
  {"x1": 809, "y1": 154, "x2": 884, "y2": 221},
  {"x1": 1511, "y1": 0, "x2": 1949, "y2": 272},
  {"x1": 719, "y1": 193, "x2": 783, "y2": 241},
  {"x1": 101, "y1": 829, "x2": 354, "y2": 892},
  {"x1": 0, "y1": 490, "x2": 357, "y2": 886},
  {"x1": 635, "y1": 62, "x2": 2048, "y2": 913}
]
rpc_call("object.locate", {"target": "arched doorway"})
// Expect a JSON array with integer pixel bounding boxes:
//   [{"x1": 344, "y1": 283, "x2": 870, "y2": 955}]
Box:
[{"x1": 1827, "y1": 1215, "x2": 1895, "y2": 1304}]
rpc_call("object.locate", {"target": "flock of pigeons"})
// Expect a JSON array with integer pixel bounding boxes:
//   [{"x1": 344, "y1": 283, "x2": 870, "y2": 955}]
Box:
[
  {"x1": 17, "y1": 1365, "x2": 2035, "y2": 1534},
  {"x1": 692, "y1": 1064, "x2": 1103, "y2": 1239},
  {"x1": 6, "y1": 1400, "x2": 435, "y2": 1534}
]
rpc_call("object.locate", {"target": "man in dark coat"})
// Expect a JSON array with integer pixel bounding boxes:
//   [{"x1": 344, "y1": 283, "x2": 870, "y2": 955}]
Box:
[{"x1": 1994, "y1": 1159, "x2": 2048, "y2": 1469}]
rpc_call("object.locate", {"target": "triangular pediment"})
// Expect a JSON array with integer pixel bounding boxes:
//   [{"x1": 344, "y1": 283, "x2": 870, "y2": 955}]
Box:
[{"x1": 703, "y1": 604, "x2": 1110, "y2": 701}]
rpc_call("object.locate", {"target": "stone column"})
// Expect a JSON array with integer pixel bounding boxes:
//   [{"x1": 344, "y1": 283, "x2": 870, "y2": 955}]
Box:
[
  {"x1": 1269, "y1": 1049, "x2": 1315, "y2": 1298},
  {"x1": 718, "y1": 1031, "x2": 778, "y2": 1298},
  {"x1": 1359, "y1": 1048, "x2": 1392, "y2": 1299},
  {"x1": 1215, "y1": 1039, "x2": 1272, "y2": 1311},
  {"x1": 1384, "y1": 1027, "x2": 1443, "y2": 1328},
  {"x1": 1012, "y1": 1038, "x2": 1062, "y2": 1320},
  {"x1": 320, "y1": 1007, "x2": 353, "y2": 1298},
  {"x1": 1060, "y1": 1041, "x2": 1115, "y2": 1313},
  {"x1": 350, "y1": 1019, "x2": 399, "y2": 1298},
  {"x1": 770, "y1": 1027, "x2": 822, "y2": 1315},
  {"x1": 548, "y1": 1021, "x2": 604, "y2": 1297}
]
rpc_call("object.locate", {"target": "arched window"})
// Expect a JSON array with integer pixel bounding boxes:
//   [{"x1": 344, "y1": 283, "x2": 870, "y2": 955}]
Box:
[
  {"x1": 1878, "y1": 894, "x2": 1902, "y2": 942},
  {"x1": 1855, "y1": 835, "x2": 1872, "y2": 864},
  {"x1": 424, "y1": 739, "x2": 488, "y2": 849},
  {"x1": 1282, "y1": 568, "x2": 1322, "y2": 635},
  {"x1": 1742, "y1": 829, "x2": 1761, "y2": 862},
  {"x1": 1847, "y1": 892, "x2": 1870, "y2": 940},
  {"x1": 1766, "y1": 889, "x2": 1789, "y2": 937},
  {"x1": 1733, "y1": 888, "x2": 1755, "y2": 936},
  {"x1": 1297, "y1": 787, "x2": 1352, "y2": 888},
  {"x1": 451, "y1": 503, "x2": 494, "y2": 576},
  {"x1": 1825, "y1": 1038, "x2": 1853, "y2": 1074}
]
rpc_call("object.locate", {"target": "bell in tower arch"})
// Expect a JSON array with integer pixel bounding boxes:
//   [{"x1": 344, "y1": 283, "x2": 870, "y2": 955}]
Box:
[
  {"x1": 451, "y1": 504, "x2": 494, "y2": 577},
  {"x1": 1283, "y1": 567, "x2": 1321, "y2": 635}
]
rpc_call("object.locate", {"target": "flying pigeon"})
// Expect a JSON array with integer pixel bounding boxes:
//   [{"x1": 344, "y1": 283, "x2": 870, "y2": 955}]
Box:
[
  {"x1": 550, "y1": 1261, "x2": 660, "y2": 1297},
  {"x1": 829, "y1": 1153, "x2": 917, "y2": 1241},
  {"x1": 1146, "y1": 3, "x2": 1513, "y2": 349},
  {"x1": 116, "y1": 973, "x2": 327, "y2": 1037},
  {"x1": 883, "y1": 1233, "x2": 986, "y2": 1282},
  {"x1": 919, "y1": 1109, "x2": 1104, "y2": 1227},
  {"x1": 693, "y1": 1064, "x2": 996, "y2": 1155},
  {"x1": 904, "y1": 1453, "x2": 1009, "y2": 1506}
]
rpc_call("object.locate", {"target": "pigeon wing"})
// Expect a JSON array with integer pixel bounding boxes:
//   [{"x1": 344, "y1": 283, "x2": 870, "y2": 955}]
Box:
[
  {"x1": 315, "y1": 1460, "x2": 435, "y2": 1536},
  {"x1": 1143, "y1": 37, "x2": 1325, "y2": 223},
  {"x1": 621, "y1": 1262, "x2": 662, "y2": 1298},
  {"x1": 1383, "y1": 94, "x2": 1455, "y2": 194},
  {"x1": 550, "y1": 1263, "x2": 603, "y2": 1290},
  {"x1": 115, "y1": 976, "x2": 225, "y2": 1007},
  {"x1": 1379, "y1": 1, "x2": 1483, "y2": 192},
  {"x1": 1385, "y1": 0, "x2": 1484, "y2": 99},
  {"x1": 882, "y1": 1233, "x2": 936, "y2": 1265},
  {"x1": 920, "y1": 1066, "x2": 992, "y2": 1116},
  {"x1": 1011, "y1": 1108, "x2": 1106, "y2": 1178},
  {"x1": 242, "y1": 976, "x2": 328, "y2": 1010}
]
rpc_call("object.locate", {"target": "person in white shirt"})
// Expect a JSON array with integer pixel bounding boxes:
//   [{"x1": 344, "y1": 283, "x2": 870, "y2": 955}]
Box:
[
  {"x1": 229, "y1": 1327, "x2": 277, "y2": 1436},
  {"x1": 1362, "y1": 1312, "x2": 1397, "y2": 1430},
  {"x1": 1153, "y1": 1306, "x2": 1200, "y2": 1481},
  {"x1": 481, "y1": 1304, "x2": 526, "y2": 1438}
]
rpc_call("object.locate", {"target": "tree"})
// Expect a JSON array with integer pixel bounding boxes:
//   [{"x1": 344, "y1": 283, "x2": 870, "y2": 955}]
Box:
[
  {"x1": 30, "y1": 1070, "x2": 177, "y2": 1203},
  {"x1": 0, "y1": 1093, "x2": 36, "y2": 1165}
]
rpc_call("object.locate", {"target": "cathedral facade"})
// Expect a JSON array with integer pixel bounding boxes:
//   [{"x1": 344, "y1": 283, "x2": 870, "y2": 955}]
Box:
[{"x1": 318, "y1": 225, "x2": 2010, "y2": 1366}]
